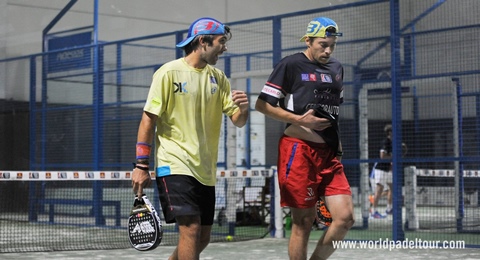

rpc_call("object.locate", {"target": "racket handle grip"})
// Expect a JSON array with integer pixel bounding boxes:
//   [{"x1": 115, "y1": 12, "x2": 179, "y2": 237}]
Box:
[{"x1": 134, "y1": 194, "x2": 146, "y2": 206}]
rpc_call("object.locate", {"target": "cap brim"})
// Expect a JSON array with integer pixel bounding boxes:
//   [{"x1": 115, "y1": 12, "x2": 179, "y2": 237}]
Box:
[
  {"x1": 176, "y1": 36, "x2": 195, "y2": 48},
  {"x1": 326, "y1": 32, "x2": 343, "y2": 37},
  {"x1": 299, "y1": 32, "x2": 343, "y2": 42}
]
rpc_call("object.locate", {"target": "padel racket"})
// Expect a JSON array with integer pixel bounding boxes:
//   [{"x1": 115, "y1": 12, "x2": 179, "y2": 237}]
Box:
[
  {"x1": 315, "y1": 197, "x2": 332, "y2": 227},
  {"x1": 128, "y1": 194, "x2": 162, "y2": 251},
  {"x1": 313, "y1": 106, "x2": 340, "y2": 154}
]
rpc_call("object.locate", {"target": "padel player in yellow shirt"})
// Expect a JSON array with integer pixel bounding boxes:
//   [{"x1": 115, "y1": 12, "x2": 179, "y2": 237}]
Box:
[{"x1": 131, "y1": 17, "x2": 249, "y2": 260}]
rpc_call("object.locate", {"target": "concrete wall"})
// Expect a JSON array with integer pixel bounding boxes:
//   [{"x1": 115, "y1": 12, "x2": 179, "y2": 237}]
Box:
[{"x1": 3, "y1": 0, "x2": 354, "y2": 57}]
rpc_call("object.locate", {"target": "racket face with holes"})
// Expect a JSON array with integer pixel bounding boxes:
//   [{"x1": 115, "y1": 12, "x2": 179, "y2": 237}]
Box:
[{"x1": 128, "y1": 198, "x2": 162, "y2": 251}]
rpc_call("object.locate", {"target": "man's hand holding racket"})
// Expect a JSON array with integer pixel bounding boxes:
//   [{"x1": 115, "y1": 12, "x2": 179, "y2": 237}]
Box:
[
  {"x1": 301, "y1": 109, "x2": 332, "y2": 131},
  {"x1": 132, "y1": 166, "x2": 152, "y2": 198},
  {"x1": 129, "y1": 141, "x2": 162, "y2": 251},
  {"x1": 132, "y1": 141, "x2": 153, "y2": 198},
  {"x1": 311, "y1": 106, "x2": 341, "y2": 154}
]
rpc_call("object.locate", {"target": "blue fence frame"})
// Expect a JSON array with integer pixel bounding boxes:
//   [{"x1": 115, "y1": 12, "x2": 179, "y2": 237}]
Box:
[{"x1": 1, "y1": 0, "x2": 479, "y2": 244}]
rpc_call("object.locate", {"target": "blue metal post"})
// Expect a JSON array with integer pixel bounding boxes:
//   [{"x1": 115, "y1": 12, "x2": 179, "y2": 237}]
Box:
[
  {"x1": 452, "y1": 77, "x2": 465, "y2": 231},
  {"x1": 245, "y1": 55, "x2": 251, "y2": 169},
  {"x1": 223, "y1": 55, "x2": 233, "y2": 166},
  {"x1": 175, "y1": 32, "x2": 184, "y2": 59},
  {"x1": 29, "y1": 57, "x2": 37, "y2": 170},
  {"x1": 116, "y1": 43, "x2": 122, "y2": 101},
  {"x1": 413, "y1": 87, "x2": 419, "y2": 159},
  {"x1": 272, "y1": 17, "x2": 282, "y2": 67},
  {"x1": 28, "y1": 57, "x2": 38, "y2": 222},
  {"x1": 40, "y1": 54, "x2": 47, "y2": 169},
  {"x1": 390, "y1": 0, "x2": 404, "y2": 241},
  {"x1": 92, "y1": 0, "x2": 105, "y2": 225}
]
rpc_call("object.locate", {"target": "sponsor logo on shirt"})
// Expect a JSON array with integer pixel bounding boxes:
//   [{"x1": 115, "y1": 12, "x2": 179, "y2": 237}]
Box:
[
  {"x1": 211, "y1": 86, "x2": 217, "y2": 94},
  {"x1": 301, "y1": 73, "x2": 317, "y2": 81},
  {"x1": 210, "y1": 76, "x2": 218, "y2": 94},
  {"x1": 321, "y1": 74, "x2": 332, "y2": 83},
  {"x1": 261, "y1": 85, "x2": 282, "y2": 99},
  {"x1": 210, "y1": 76, "x2": 217, "y2": 84},
  {"x1": 301, "y1": 73, "x2": 332, "y2": 83},
  {"x1": 305, "y1": 187, "x2": 315, "y2": 201},
  {"x1": 173, "y1": 82, "x2": 188, "y2": 93}
]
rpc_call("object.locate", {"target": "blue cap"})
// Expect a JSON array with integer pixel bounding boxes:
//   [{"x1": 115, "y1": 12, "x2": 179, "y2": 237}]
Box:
[
  {"x1": 176, "y1": 17, "x2": 227, "y2": 48},
  {"x1": 300, "y1": 17, "x2": 342, "y2": 41}
]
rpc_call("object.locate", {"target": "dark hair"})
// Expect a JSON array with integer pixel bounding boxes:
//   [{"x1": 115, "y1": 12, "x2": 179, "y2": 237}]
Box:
[
  {"x1": 326, "y1": 26, "x2": 337, "y2": 34},
  {"x1": 183, "y1": 25, "x2": 232, "y2": 55}
]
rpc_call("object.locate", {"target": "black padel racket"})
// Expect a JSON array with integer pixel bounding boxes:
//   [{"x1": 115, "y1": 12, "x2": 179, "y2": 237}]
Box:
[
  {"x1": 313, "y1": 107, "x2": 340, "y2": 154},
  {"x1": 128, "y1": 194, "x2": 162, "y2": 251}
]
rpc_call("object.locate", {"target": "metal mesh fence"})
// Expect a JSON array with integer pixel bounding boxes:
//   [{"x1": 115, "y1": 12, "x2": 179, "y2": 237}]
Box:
[{"x1": 1, "y1": 0, "x2": 480, "y2": 252}]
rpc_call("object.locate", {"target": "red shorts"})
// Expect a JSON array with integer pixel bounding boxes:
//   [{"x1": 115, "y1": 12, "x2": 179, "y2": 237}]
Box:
[{"x1": 277, "y1": 135, "x2": 351, "y2": 208}]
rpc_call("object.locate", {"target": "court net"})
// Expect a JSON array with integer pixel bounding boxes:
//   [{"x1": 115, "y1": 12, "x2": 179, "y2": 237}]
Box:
[
  {"x1": 345, "y1": 166, "x2": 480, "y2": 246},
  {"x1": 403, "y1": 166, "x2": 480, "y2": 233},
  {"x1": 0, "y1": 169, "x2": 273, "y2": 253}
]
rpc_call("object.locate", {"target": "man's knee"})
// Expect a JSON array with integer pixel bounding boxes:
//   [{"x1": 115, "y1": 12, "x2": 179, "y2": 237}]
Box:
[
  {"x1": 335, "y1": 210, "x2": 354, "y2": 229},
  {"x1": 331, "y1": 206, "x2": 355, "y2": 229},
  {"x1": 345, "y1": 214, "x2": 355, "y2": 229}
]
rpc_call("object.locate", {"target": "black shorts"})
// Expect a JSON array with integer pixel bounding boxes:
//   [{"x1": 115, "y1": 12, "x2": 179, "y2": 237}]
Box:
[{"x1": 155, "y1": 175, "x2": 215, "y2": 225}]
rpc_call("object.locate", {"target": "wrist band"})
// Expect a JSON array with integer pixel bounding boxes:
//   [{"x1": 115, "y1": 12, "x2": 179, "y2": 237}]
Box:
[
  {"x1": 136, "y1": 142, "x2": 152, "y2": 160},
  {"x1": 132, "y1": 163, "x2": 149, "y2": 171},
  {"x1": 136, "y1": 158, "x2": 150, "y2": 165}
]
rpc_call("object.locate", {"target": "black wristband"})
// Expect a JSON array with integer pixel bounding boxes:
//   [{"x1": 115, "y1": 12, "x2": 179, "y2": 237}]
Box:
[
  {"x1": 136, "y1": 158, "x2": 150, "y2": 165},
  {"x1": 336, "y1": 151, "x2": 343, "y2": 156},
  {"x1": 132, "y1": 163, "x2": 149, "y2": 171}
]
